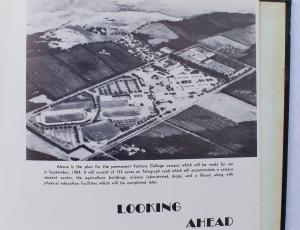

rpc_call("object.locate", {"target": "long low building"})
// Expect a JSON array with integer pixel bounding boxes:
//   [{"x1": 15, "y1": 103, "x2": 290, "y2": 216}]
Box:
[
  {"x1": 38, "y1": 109, "x2": 89, "y2": 125},
  {"x1": 102, "y1": 107, "x2": 141, "y2": 118},
  {"x1": 52, "y1": 99, "x2": 95, "y2": 110}
]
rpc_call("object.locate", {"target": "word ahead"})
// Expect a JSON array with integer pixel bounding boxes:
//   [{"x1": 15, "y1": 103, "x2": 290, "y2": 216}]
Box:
[{"x1": 186, "y1": 217, "x2": 234, "y2": 228}]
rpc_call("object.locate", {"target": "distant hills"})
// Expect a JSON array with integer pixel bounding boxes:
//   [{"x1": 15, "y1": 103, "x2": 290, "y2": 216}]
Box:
[
  {"x1": 134, "y1": 12, "x2": 255, "y2": 50},
  {"x1": 26, "y1": 12, "x2": 255, "y2": 108}
]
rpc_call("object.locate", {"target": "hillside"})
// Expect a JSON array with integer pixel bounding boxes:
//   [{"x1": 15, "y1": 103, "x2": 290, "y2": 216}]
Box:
[
  {"x1": 134, "y1": 12, "x2": 255, "y2": 50},
  {"x1": 162, "y1": 12, "x2": 255, "y2": 42},
  {"x1": 26, "y1": 11, "x2": 255, "y2": 107},
  {"x1": 27, "y1": 42, "x2": 142, "y2": 101}
]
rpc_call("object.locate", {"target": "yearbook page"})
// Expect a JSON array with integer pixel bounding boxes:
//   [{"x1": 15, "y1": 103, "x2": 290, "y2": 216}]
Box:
[{"x1": 1, "y1": 0, "x2": 288, "y2": 230}]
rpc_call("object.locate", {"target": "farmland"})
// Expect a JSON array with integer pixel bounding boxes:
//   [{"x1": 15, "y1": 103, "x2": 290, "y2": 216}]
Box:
[
  {"x1": 201, "y1": 59, "x2": 236, "y2": 76},
  {"x1": 238, "y1": 44, "x2": 256, "y2": 67},
  {"x1": 27, "y1": 55, "x2": 88, "y2": 100},
  {"x1": 26, "y1": 100, "x2": 46, "y2": 113},
  {"x1": 221, "y1": 72, "x2": 257, "y2": 106},
  {"x1": 167, "y1": 105, "x2": 257, "y2": 156},
  {"x1": 26, "y1": 46, "x2": 255, "y2": 160},
  {"x1": 26, "y1": 148, "x2": 62, "y2": 161},
  {"x1": 26, "y1": 79, "x2": 40, "y2": 99},
  {"x1": 206, "y1": 121, "x2": 257, "y2": 156},
  {"x1": 26, "y1": 41, "x2": 143, "y2": 102},
  {"x1": 175, "y1": 45, "x2": 249, "y2": 81},
  {"x1": 195, "y1": 23, "x2": 256, "y2": 66},
  {"x1": 221, "y1": 24, "x2": 256, "y2": 46},
  {"x1": 26, "y1": 11, "x2": 257, "y2": 161},
  {"x1": 179, "y1": 46, "x2": 215, "y2": 65},
  {"x1": 211, "y1": 53, "x2": 246, "y2": 70},
  {"x1": 162, "y1": 12, "x2": 255, "y2": 42},
  {"x1": 196, "y1": 93, "x2": 257, "y2": 123},
  {"x1": 220, "y1": 25, "x2": 256, "y2": 66},
  {"x1": 84, "y1": 42, "x2": 142, "y2": 73},
  {"x1": 124, "y1": 12, "x2": 256, "y2": 51},
  {"x1": 105, "y1": 122, "x2": 235, "y2": 161},
  {"x1": 199, "y1": 35, "x2": 250, "y2": 59},
  {"x1": 168, "y1": 105, "x2": 237, "y2": 133},
  {"x1": 54, "y1": 46, "x2": 115, "y2": 83}
]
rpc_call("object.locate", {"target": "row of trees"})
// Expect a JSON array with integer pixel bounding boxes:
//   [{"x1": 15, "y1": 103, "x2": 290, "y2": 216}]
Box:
[{"x1": 169, "y1": 53, "x2": 230, "y2": 82}]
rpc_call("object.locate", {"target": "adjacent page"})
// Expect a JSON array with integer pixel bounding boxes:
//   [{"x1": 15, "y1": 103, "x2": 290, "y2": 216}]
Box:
[
  {"x1": 260, "y1": 1, "x2": 289, "y2": 230},
  {"x1": 1, "y1": 0, "x2": 275, "y2": 230}
]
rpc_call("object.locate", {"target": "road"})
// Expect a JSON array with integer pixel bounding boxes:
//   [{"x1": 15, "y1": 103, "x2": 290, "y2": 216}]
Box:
[
  {"x1": 83, "y1": 68, "x2": 255, "y2": 161},
  {"x1": 26, "y1": 39, "x2": 256, "y2": 161},
  {"x1": 27, "y1": 40, "x2": 253, "y2": 117},
  {"x1": 27, "y1": 58, "x2": 160, "y2": 117}
]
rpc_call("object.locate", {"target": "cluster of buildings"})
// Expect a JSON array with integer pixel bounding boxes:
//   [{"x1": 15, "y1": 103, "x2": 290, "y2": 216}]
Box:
[
  {"x1": 27, "y1": 33, "x2": 253, "y2": 156},
  {"x1": 116, "y1": 34, "x2": 164, "y2": 62}
]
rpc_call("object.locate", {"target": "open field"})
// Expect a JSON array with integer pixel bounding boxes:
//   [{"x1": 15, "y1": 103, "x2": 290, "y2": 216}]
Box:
[
  {"x1": 81, "y1": 121, "x2": 120, "y2": 142},
  {"x1": 179, "y1": 46, "x2": 215, "y2": 64},
  {"x1": 27, "y1": 101, "x2": 46, "y2": 113},
  {"x1": 217, "y1": 24, "x2": 256, "y2": 66},
  {"x1": 26, "y1": 41, "x2": 143, "y2": 100},
  {"x1": 221, "y1": 24, "x2": 256, "y2": 45},
  {"x1": 27, "y1": 10, "x2": 181, "y2": 47},
  {"x1": 175, "y1": 45, "x2": 247, "y2": 80},
  {"x1": 26, "y1": 148, "x2": 62, "y2": 161},
  {"x1": 84, "y1": 42, "x2": 142, "y2": 73},
  {"x1": 168, "y1": 105, "x2": 236, "y2": 133},
  {"x1": 27, "y1": 55, "x2": 88, "y2": 100},
  {"x1": 221, "y1": 72, "x2": 257, "y2": 105},
  {"x1": 54, "y1": 46, "x2": 115, "y2": 83},
  {"x1": 167, "y1": 105, "x2": 256, "y2": 156},
  {"x1": 135, "y1": 22, "x2": 180, "y2": 47},
  {"x1": 199, "y1": 35, "x2": 250, "y2": 59},
  {"x1": 208, "y1": 121, "x2": 257, "y2": 156},
  {"x1": 26, "y1": 130, "x2": 70, "y2": 160},
  {"x1": 26, "y1": 130, "x2": 94, "y2": 160},
  {"x1": 196, "y1": 93, "x2": 256, "y2": 123},
  {"x1": 26, "y1": 11, "x2": 257, "y2": 161},
  {"x1": 26, "y1": 79, "x2": 40, "y2": 99},
  {"x1": 201, "y1": 59, "x2": 236, "y2": 76},
  {"x1": 105, "y1": 122, "x2": 235, "y2": 160},
  {"x1": 238, "y1": 44, "x2": 256, "y2": 67},
  {"x1": 199, "y1": 35, "x2": 249, "y2": 50},
  {"x1": 210, "y1": 53, "x2": 246, "y2": 71},
  {"x1": 162, "y1": 12, "x2": 255, "y2": 42}
]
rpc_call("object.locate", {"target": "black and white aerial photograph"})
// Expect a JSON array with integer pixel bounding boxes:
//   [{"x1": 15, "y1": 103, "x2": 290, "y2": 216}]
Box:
[{"x1": 26, "y1": 0, "x2": 258, "y2": 161}]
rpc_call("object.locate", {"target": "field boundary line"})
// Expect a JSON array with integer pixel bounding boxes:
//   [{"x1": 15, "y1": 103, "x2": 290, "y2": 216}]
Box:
[{"x1": 164, "y1": 120, "x2": 237, "y2": 155}]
